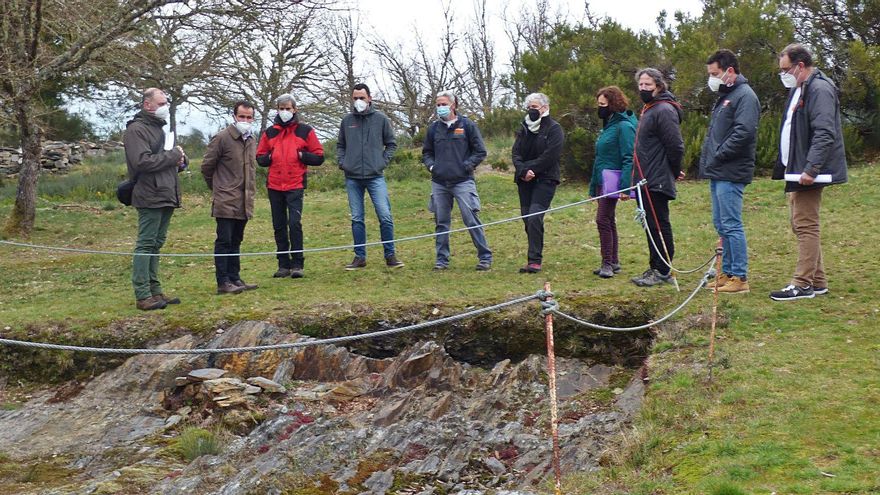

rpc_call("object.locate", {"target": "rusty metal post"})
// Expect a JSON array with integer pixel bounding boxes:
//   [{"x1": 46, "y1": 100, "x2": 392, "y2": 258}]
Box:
[{"x1": 543, "y1": 281, "x2": 563, "y2": 495}]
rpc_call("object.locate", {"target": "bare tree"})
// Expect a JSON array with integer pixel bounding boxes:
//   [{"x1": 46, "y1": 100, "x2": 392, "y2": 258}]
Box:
[
  {"x1": 501, "y1": 0, "x2": 564, "y2": 101},
  {"x1": 464, "y1": 0, "x2": 499, "y2": 116}
]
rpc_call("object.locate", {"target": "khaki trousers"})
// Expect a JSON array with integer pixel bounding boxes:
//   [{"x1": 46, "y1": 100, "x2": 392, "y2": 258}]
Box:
[{"x1": 788, "y1": 188, "x2": 826, "y2": 289}]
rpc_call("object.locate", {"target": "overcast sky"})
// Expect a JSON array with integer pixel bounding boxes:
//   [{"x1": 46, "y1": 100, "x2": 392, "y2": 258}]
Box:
[{"x1": 81, "y1": 0, "x2": 704, "y2": 137}]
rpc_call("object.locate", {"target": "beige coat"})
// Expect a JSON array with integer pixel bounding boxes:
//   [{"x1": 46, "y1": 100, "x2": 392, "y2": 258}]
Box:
[{"x1": 201, "y1": 125, "x2": 257, "y2": 220}]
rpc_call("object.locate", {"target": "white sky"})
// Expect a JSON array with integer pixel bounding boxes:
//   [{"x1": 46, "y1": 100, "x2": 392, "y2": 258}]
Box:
[{"x1": 79, "y1": 0, "x2": 704, "y2": 137}]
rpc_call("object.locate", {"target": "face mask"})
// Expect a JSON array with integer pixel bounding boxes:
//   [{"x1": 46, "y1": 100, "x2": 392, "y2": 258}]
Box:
[
  {"x1": 234, "y1": 121, "x2": 253, "y2": 135},
  {"x1": 597, "y1": 106, "x2": 612, "y2": 120},
  {"x1": 639, "y1": 90, "x2": 654, "y2": 104},
  {"x1": 278, "y1": 110, "x2": 294, "y2": 123},
  {"x1": 436, "y1": 105, "x2": 451, "y2": 119},
  {"x1": 780, "y1": 69, "x2": 798, "y2": 89},
  {"x1": 153, "y1": 105, "x2": 170, "y2": 121},
  {"x1": 353, "y1": 99, "x2": 369, "y2": 113},
  {"x1": 527, "y1": 108, "x2": 541, "y2": 121},
  {"x1": 707, "y1": 76, "x2": 723, "y2": 92}
]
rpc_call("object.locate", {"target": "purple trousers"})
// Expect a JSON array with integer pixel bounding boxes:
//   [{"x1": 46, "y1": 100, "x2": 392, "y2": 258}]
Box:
[{"x1": 596, "y1": 197, "x2": 619, "y2": 265}]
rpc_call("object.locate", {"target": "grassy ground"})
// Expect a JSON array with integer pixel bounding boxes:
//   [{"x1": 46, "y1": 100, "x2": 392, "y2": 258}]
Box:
[{"x1": 0, "y1": 150, "x2": 878, "y2": 493}]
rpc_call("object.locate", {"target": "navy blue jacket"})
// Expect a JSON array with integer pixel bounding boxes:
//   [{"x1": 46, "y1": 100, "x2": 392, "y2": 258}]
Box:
[
  {"x1": 699, "y1": 74, "x2": 760, "y2": 184},
  {"x1": 422, "y1": 115, "x2": 487, "y2": 185}
]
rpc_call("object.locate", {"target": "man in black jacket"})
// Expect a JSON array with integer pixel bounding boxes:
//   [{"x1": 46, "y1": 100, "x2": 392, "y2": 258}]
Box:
[
  {"x1": 770, "y1": 43, "x2": 848, "y2": 301},
  {"x1": 337, "y1": 83, "x2": 402, "y2": 270},
  {"x1": 632, "y1": 68, "x2": 685, "y2": 287},
  {"x1": 512, "y1": 92, "x2": 564, "y2": 273},
  {"x1": 124, "y1": 88, "x2": 186, "y2": 310},
  {"x1": 700, "y1": 49, "x2": 760, "y2": 294}
]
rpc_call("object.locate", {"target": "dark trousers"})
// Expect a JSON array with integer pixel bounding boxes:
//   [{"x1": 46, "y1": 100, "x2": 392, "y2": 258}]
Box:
[
  {"x1": 214, "y1": 217, "x2": 247, "y2": 285},
  {"x1": 596, "y1": 197, "x2": 619, "y2": 265},
  {"x1": 517, "y1": 179, "x2": 557, "y2": 264},
  {"x1": 639, "y1": 191, "x2": 674, "y2": 276},
  {"x1": 268, "y1": 188, "x2": 305, "y2": 269}
]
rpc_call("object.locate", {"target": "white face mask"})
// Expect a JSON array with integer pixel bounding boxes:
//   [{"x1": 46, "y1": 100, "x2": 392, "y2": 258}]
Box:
[
  {"x1": 353, "y1": 99, "x2": 369, "y2": 113},
  {"x1": 278, "y1": 110, "x2": 294, "y2": 123},
  {"x1": 707, "y1": 75, "x2": 723, "y2": 92},
  {"x1": 234, "y1": 121, "x2": 253, "y2": 135},
  {"x1": 153, "y1": 104, "x2": 170, "y2": 121},
  {"x1": 780, "y1": 72, "x2": 798, "y2": 89}
]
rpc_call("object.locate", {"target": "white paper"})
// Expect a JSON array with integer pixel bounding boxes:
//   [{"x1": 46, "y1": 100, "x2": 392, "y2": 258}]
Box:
[
  {"x1": 164, "y1": 131, "x2": 175, "y2": 151},
  {"x1": 784, "y1": 173, "x2": 832, "y2": 183}
]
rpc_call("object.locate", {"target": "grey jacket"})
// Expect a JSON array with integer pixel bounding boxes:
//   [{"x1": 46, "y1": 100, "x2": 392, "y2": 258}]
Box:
[
  {"x1": 123, "y1": 110, "x2": 183, "y2": 209},
  {"x1": 634, "y1": 91, "x2": 685, "y2": 199},
  {"x1": 773, "y1": 69, "x2": 848, "y2": 192},
  {"x1": 337, "y1": 105, "x2": 397, "y2": 179},
  {"x1": 699, "y1": 74, "x2": 760, "y2": 184}
]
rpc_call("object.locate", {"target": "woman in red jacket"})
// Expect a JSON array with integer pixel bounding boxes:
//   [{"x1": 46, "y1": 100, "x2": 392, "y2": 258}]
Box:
[{"x1": 256, "y1": 94, "x2": 324, "y2": 278}]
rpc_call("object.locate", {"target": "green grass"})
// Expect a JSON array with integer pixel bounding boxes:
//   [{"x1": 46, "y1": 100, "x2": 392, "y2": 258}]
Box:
[
  {"x1": 173, "y1": 427, "x2": 222, "y2": 461},
  {"x1": 1, "y1": 150, "x2": 879, "y2": 493}
]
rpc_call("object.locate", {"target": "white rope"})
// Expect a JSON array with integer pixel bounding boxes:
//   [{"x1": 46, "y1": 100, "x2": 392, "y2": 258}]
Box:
[{"x1": 0, "y1": 182, "x2": 646, "y2": 258}]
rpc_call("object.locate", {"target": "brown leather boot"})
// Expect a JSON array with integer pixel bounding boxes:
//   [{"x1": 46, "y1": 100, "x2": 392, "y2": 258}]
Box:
[
  {"x1": 217, "y1": 281, "x2": 244, "y2": 295},
  {"x1": 155, "y1": 293, "x2": 181, "y2": 304},
  {"x1": 136, "y1": 295, "x2": 167, "y2": 311},
  {"x1": 233, "y1": 280, "x2": 258, "y2": 291}
]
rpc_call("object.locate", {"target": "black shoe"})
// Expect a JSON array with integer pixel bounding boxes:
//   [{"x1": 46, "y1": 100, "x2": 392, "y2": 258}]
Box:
[
  {"x1": 475, "y1": 260, "x2": 492, "y2": 271},
  {"x1": 273, "y1": 268, "x2": 292, "y2": 278},
  {"x1": 632, "y1": 269, "x2": 671, "y2": 287},
  {"x1": 769, "y1": 284, "x2": 814, "y2": 301},
  {"x1": 233, "y1": 280, "x2": 258, "y2": 291},
  {"x1": 345, "y1": 257, "x2": 366, "y2": 270},
  {"x1": 433, "y1": 263, "x2": 448, "y2": 271},
  {"x1": 813, "y1": 286, "x2": 829, "y2": 295},
  {"x1": 596, "y1": 263, "x2": 614, "y2": 279},
  {"x1": 518, "y1": 263, "x2": 542, "y2": 273},
  {"x1": 217, "y1": 281, "x2": 244, "y2": 295},
  {"x1": 385, "y1": 255, "x2": 405, "y2": 268},
  {"x1": 595, "y1": 263, "x2": 622, "y2": 275},
  {"x1": 290, "y1": 268, "x2": 304, "y2": 278}
]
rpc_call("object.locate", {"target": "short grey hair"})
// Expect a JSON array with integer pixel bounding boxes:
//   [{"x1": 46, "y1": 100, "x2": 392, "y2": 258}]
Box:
[
  {"x1": 524, "y1": 92, "x2": 549, "y2": 108},
  {"x1": 635, "y1": 68, "x2": 668, "y2": 92},
  {"x1": 435, "y1": 90, "x2": 457, "y2": 106},
  {"x1": 276, "y1": 93, "x2": 296, "y2": 107},
  {"x1": 142, "y1": 88, "x2": 163, "y2": 104}
]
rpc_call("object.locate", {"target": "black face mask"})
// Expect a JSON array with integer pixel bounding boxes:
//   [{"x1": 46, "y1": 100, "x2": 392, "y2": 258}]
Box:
[
  {"x1": 639, "y1": 90, "x2": 655, "y2": 104},
  {"x1": 527, "y1": 108, "x2": 541, "y2": 121},
  {"x1": 597, "y1": 106, "x2": 612, "y2": 121}
]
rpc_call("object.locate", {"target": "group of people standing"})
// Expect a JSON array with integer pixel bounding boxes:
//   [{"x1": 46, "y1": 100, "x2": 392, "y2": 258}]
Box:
[{"x1": 123, "y1": 42, "x2": 847, "y2": 311}]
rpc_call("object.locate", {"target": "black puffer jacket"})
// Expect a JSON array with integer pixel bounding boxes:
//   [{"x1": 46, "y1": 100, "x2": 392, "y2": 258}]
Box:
[
  {"x1": 511, "y1": 116, "x2": 564, "y2": 184},
  {"x1": 633, "y1": 91, "x2": 684, "y2": 199},
  {"x1": 123, "y1": 110, "x2": 183, "y2": 209}
]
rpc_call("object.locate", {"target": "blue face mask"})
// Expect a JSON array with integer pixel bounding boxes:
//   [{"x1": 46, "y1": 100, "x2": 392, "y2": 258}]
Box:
[{"x1": 436, "y1": 105, "x2": 451, "y2": 119}]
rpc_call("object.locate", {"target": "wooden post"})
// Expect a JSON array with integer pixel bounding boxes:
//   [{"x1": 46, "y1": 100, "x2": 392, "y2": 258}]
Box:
[{"x1": 543, "y1": 281, "x2": 563, "y2": 495}]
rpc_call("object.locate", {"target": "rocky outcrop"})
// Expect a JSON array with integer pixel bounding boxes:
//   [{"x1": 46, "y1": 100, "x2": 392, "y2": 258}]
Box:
[
  {"x1": 0, "y1": 140, "x2": 123, "y2": 176},
  {"x1": 0, "y1": 320, "x2": 645, "y2": 494}
]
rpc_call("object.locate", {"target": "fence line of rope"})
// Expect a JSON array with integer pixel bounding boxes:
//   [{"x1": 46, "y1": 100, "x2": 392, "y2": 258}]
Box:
[
  {"x1": 541, "y1": 251, "x2": 717, "y2": 332},
  {"x1": 0, "y1": 182, "x2": 646, "y2": 258},
  {"x1": 0, "y1": 291, "x2": 546, "y2": 355},
  {"x1": 633, "y1": 185, "x2": 717, "y2": 275}
]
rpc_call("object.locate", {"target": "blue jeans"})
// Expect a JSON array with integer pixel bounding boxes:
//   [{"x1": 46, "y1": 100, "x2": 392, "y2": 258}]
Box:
[
  {"x1": 346, "y1": 177, "x2": 396, "y2": 259},
  {"x1": 430, "y1": 180, "x2": 492, "y2": 266},
  {"x1": 710, "y1": 180, "x2": 748, "y2": 277}
]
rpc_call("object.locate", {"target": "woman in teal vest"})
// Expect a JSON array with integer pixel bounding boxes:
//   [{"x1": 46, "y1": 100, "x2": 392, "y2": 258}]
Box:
[{"x1": 589, "y1": 86, "x2": 637, "y2": 278}]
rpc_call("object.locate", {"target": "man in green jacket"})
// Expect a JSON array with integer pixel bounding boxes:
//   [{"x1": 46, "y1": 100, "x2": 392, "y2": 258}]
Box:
[
  {"x1": 201, "y1": 100, "x2": 259, "y2": 295},
  {"x1": 123, "y1": 88, "x2": 186, "y2": 311}
]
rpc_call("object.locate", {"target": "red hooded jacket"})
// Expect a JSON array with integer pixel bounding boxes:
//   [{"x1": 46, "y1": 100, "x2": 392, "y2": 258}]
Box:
[{"x1": 256, "y1": 118, "x2": 324, "y2": 191}]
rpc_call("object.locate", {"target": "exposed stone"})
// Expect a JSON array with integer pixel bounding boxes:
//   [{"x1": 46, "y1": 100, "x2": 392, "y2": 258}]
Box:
[
  {"x1": 246, "y1": 377, "x2": 286, "y2": 393},
  {"x1": 483, "y1": 456, "x2": 507, "y2": 475},
  {"x1": 362, "y1": 468, "x2": 394, "y2": 494},
  {"x1": 188, "y1": 368, "x2": 227, "y2": 381}
]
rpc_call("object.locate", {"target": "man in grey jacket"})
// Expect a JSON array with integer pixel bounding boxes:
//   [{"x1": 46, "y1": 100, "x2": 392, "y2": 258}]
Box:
[
  {"x1": 337, "y1": 83, "x2": 402, "y2": 270},
  {"x1": 700, "y1": 49, "x2": 760, "y2": 294},
  {"x1": 770, "y1": 43, "x2": 848, "y2": 301},
  {"x1": 123, "y1": 88, "x2": 186, "y2": 311}
]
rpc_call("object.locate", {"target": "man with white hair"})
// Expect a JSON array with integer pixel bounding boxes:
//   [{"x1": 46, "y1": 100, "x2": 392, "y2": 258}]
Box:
[
  {"x1": 256, "y1": 93, "x2": 324, "y2": 279},
  {"x1": 422, "y1": 90, "x2": 492, "y2": 271}
]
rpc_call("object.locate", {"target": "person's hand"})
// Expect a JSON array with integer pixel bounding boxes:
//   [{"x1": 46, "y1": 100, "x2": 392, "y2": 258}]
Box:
[
  {"x1": 676, "y1": 170, "x2": 686, "y2": 181},
  {"x1": 798, "y1": 172, "x2": 815, "y2": 185},
  {"x1": 523, "y1": 170, "x2": 535, "y2": 182},
  {"x1": 619, "y1": 193, "x2": 630, "y2": 201}
]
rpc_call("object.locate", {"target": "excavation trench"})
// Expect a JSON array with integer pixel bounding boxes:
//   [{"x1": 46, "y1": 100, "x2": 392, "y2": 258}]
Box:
[{"x1": 0, "y1": 298, "x2": 657, "y2": 494}]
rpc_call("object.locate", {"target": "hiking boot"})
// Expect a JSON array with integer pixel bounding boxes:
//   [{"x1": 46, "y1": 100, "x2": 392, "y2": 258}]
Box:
[
  {"x1": 632, "y1": 269, "x2": 671, "y2": 287},
  {"x1": 596, "y1": 262, "x2": 614, "y2": 279},
  {"x1": 813, "y1": 286, "x2": 829, "y2": 295},
  {"x1": 345, "y1": 257, "x2": 367, "y2": 270},
  {"x1": 385, "y1": 255, "x2": 405, "y2": 268},
  {"x1": 475, "y1": 260, "x2": 492, "y2": 271},
  {"x1": 706, "y1": 273, "x2": 731, "y2": 291},
  {"x1": 155, "y1": 293, "x2": 180, "y2": 304},
  {"x1": 769, "y1": 284, "x2": 814, "y2": 301},
  {"x1": 290, "y1": 268, "x2": 305, "y2": 278},
  {"x1": 518, "y1": 263, "x2": 542, "y2": 273},
  {"x1": 273, "y1": 268, "x2": 292, "y2": 278},
  {"x1": 136, "y1": 295, "x2": 167, "y2": 311},
  {"x1": 233, "y1": 280, "x2": 258, "y2": 291},
  {"x1": 595, "y1": 262, "x2": 621, "y2": 275},
  {"x1": 217, "y1": 281, "x2": 244, "y2": 295},
  {"x1": 717, "y1": 275, "x2": 750, "y2": 294}
]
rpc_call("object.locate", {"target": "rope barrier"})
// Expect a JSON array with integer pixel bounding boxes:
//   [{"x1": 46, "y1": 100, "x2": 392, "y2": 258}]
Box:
[
  {"x1": 545, "y1": 253, "x2": 716, "y2": 332},
  {"x1": 0, "y1": 291, "x2": 546, "y2": 355},
  {"x1": 0, "y1": 182, "x2": 646, "y2": 258}
]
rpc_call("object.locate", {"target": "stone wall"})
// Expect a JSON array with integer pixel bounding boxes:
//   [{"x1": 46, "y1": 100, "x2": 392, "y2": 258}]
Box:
[{"x1": 0, "y1": 140, "x2": 124, "y2": 177}]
